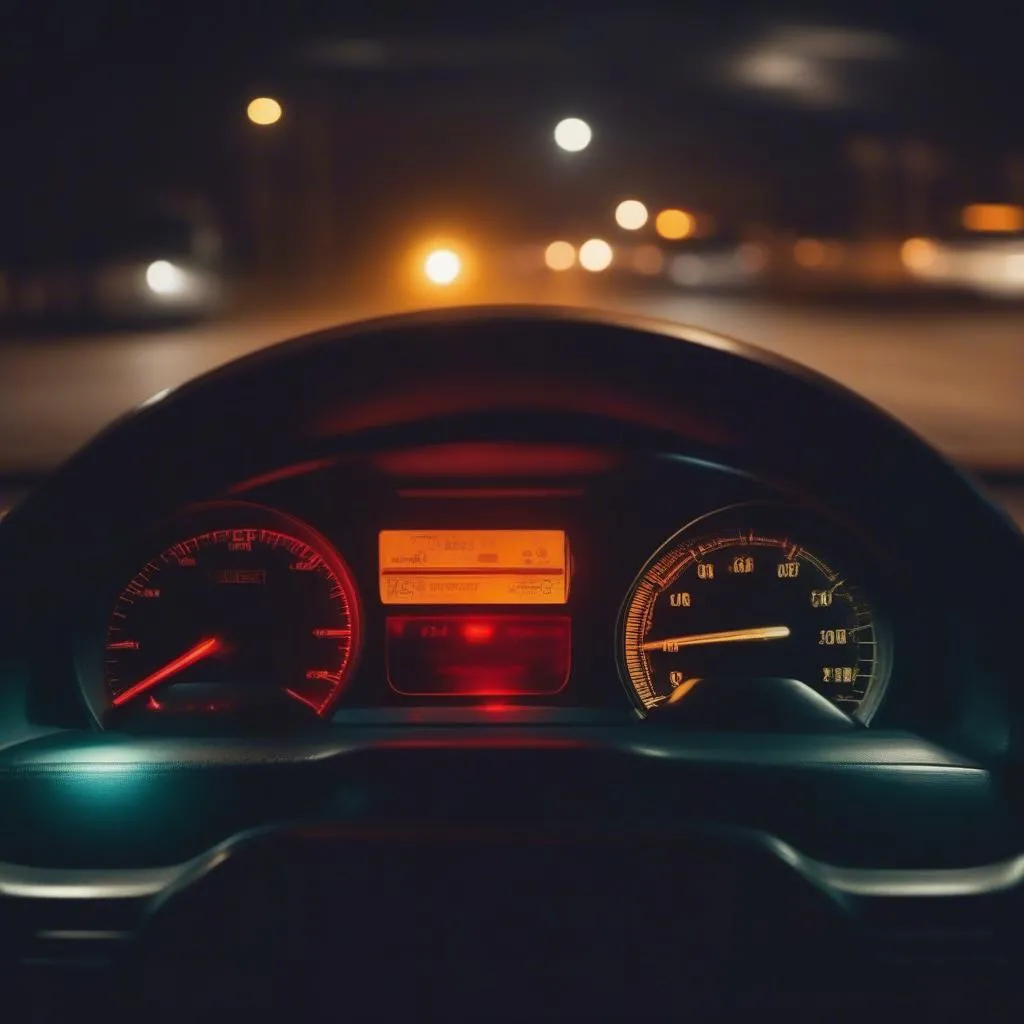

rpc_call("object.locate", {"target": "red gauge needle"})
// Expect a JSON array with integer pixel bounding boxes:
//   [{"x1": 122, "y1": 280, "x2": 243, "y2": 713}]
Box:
[{"x1": 112, "y1": 636, "x2": 223, "y2": 708}]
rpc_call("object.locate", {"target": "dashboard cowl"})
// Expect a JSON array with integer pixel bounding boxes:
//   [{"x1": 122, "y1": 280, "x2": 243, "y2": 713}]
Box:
[{"x1": 1, "y1": 307, "x2": 1020, "y2": 762}]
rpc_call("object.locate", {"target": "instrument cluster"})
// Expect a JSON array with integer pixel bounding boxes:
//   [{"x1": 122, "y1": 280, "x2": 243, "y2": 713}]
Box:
[{"x1": 74, "y1": 453, "x2": 894, "y2": 731}]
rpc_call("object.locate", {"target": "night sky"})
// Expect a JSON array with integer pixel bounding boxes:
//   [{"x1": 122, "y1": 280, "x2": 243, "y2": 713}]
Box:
[{"x1": 3, "y1": 2, "x2": 1023, "y2": 255}]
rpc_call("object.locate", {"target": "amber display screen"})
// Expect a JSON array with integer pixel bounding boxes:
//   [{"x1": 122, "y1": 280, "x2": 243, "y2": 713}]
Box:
[{"x1": 378, "y1": 530, "x2": 569, "y2": 605}]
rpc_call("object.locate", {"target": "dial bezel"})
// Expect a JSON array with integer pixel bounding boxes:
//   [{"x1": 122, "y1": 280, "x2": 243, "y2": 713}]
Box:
[
  {"x1": 617, "y1": 502, "x2": 892, "y2": 723},
  {"x1": 74, "y1": 500, "x2": 363, "y2": 730}
]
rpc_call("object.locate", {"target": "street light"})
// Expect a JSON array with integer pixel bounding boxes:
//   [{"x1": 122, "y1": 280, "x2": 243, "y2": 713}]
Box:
[
  {"x1": 544, "y1": 241, "x2": 576, "y2": 270},
  {"x1": 554, "y1": 117, "x2": 592, "y2": 153},
  {"x1": 247, "y1": 97, "x2": 283, "y2": 126},
  {"x1": 145, "y1": 260, "x2": 187, "y2": 296},
  {"x1": 423, "y1": 249, "x2": 462, "y2": 285},
  {"x1": 615, "y1": 199, "x2": 648, "y2": 230},
  {"x1": 962, "y1": 203, "x2": 1024, "y2": 233},
  {"x1": 579, "y1": 238, "x2": 613, "y2": 272},
  {"x1": 655, "y1": 209, "x2": 695, "y2": 240}
]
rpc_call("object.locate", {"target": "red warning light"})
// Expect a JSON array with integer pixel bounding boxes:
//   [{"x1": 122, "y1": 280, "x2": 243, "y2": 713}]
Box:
[
  {"x1": 461, "y1": 620, "x2": 496, "y2": 643},
  {"x1": 386, "y1": 615, "x2": 571, "y2": 697}
]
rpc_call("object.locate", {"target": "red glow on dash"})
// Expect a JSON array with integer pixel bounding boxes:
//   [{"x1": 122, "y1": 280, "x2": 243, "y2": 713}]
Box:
[
  {"x1": 372, "y1": 443, "x2": 618, "y2": 478},
  {"x1": 461, "y1": 621, "x2": 495, "y2": 643},
  {"x1": 226, "y1": 458, "x2": 339, "y2": 494},
  {"x1": 386, "y1": 615, "x2": 571, "y2": 697}
]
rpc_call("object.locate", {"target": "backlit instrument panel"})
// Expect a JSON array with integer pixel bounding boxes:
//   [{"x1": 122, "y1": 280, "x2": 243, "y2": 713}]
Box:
[
  {"x1": 618, "y1": 505, "x2": 889, "y2": 721},
  {"x1": 379, "y1": 530, "x2": 573, "y2": 698},
  {"x1": 76, "y1": 457, "x2": 896, "y2": 730},
  {"x1": 378, "y1": 530, "x2": 570, "y2": 604}
]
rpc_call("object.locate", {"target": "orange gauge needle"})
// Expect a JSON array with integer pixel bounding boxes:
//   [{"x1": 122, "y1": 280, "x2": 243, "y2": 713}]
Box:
[
  {"x1": 111, "y1": 636, "x2": 223, "y2": 708},
  {"x1": 640, "y1": 625, "x2": 790, "y2": 653}
]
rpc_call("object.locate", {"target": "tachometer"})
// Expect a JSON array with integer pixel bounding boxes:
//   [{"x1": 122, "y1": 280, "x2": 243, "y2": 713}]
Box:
[
  {"x1": 98, "y1": 503, "x2": 361, "y2": 724},
  {"x1": 620, "y1": 506, "x2": 887, "y2": 720}
]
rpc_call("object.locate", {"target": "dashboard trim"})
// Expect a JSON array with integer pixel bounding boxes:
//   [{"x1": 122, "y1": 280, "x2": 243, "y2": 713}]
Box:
[{"x1": 0, "y1": 830, "x2": 1020, "y2": 906}]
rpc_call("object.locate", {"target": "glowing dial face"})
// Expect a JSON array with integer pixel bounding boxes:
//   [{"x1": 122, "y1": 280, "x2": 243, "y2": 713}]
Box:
[
  {"x1": 622, "y1": 526, "x2": 882, "y2": 717},
  {"x1": 104, "y1": 527, "x2": 359, "y2": 720}
]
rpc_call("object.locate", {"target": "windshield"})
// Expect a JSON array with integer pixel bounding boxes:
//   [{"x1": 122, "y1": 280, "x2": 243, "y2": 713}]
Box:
[{"x1": 1, "y1": 4, "x2": 1021, "y2": 524}]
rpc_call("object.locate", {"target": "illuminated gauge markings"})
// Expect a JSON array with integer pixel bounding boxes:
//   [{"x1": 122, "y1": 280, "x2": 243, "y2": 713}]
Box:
[
  {"x1": 622, "y1": 528, "x2": 880, "y2": 716},
  {"x1": 104, "y1": 528, "x2": 359, "y2": 719}
]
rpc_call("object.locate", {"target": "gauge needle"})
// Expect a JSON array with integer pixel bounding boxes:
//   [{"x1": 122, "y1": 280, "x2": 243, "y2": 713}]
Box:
[
  {"x1": 111, "y1": 636, "x2": 223, "y2": 707},
  {"x1": 640, "y1": 625, "x2": 790, "y2": 653}
]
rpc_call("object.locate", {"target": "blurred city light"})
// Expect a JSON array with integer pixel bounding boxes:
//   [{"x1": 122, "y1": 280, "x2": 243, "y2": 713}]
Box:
[
  {"x1": 655, "y1": 209, "x2": 694, "y2": 240},
  {"x1": 823, "y1": 241, "x2": 846, "y2": 268},
  {"x1": 632, "y1": 244, "x2": 665, "y2": 275},
  {"x1": 145, "y1": 260, "x2": 187, "y2": 295},
  {"x1": 553, "y1": 117, "x2": 592, "y2": 153},
  {"x1": 730, "y1": 26, "x2": 904, "y2": 109},
  {"x1": 669, "y1": 254, "x2": 705, "y2": 285},
  {"x1": 900, "y1": 237, "x2": 938, "y2": 271},
  {"x1": 246, "y1": 97, "x2": 283, "y2": 126},
  {"x1": 793, "y1": 237, "x2": 826, "y2": 268},
  {"x1": 423, "y1": 248, "x2": 462, "y2": 285},
  {"x1": 962, "y1": 203, "x2": 1024, "y2": 233},
  {"x1": 544, "y1": 241, "x2": 576, "y2": 271},
  {"x1": 615, "y1": 199, "x2": 649, "y2": 230},
  {"x1": 1007, "y1": 254, "x2": 1024, "y2": 281},
  {"x1": 578, "y1": 238, "x2": 613, "y2": 271},
  {"x1": 736, "y1": 242, "x2": 770, "y2": 273}
]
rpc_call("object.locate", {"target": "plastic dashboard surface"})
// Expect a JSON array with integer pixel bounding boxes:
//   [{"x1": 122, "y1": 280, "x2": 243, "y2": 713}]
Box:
[
  {"x1": 0, "y1": 307, "x2": 1018, "y2": 886},
  {"x1": 0, "y1": 437, "x2": 1015, "y2": 878}
]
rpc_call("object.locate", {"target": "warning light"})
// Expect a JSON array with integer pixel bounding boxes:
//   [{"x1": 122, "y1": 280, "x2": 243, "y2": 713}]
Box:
[
  {"x1": 386, "y1": 615, "x2": 571, "y2": 696},
  {"x1": 462, "y1": 621, "x2": 496, "y2": 643}
]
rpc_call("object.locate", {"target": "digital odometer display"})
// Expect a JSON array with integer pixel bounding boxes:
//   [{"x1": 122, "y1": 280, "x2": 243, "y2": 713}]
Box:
[
  {"x1": 379, "y1": 530, "x2": 569, "y2": 605},
  {"x1": 621, "y1": 515, "x2": 884, "y2": 718}
]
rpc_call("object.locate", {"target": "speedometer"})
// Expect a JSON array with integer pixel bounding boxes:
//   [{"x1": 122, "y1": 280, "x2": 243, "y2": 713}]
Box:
[
  {"x1": 94, "y1": 502, "x2": 361, "y2": 725},
  {"x1": 620, "y1": 506, "x2": 887, "y2": 720}
]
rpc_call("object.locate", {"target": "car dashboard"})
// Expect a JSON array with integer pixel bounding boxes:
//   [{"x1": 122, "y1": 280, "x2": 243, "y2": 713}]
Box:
[
  {"x1": 69, "y1": 444, "x2": 905, "y2": 727},
  {"x1": 0, "y1": 307, "x2": 1021, "y2": 1016}
]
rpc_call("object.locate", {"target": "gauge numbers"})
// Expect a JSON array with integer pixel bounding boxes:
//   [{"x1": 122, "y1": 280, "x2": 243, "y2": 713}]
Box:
[{"x1": 621, "y1": 520, "x2": 883, "y2": 719}]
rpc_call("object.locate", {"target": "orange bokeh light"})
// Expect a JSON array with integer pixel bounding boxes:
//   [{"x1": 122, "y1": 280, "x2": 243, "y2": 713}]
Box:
[{"x1": 655, "y1": 209, "x2": 695, "y2": 240}]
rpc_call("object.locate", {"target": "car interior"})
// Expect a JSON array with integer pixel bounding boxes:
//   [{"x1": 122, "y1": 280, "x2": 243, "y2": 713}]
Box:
[{"x1": 0, "y1": 306, "x2": 1021, "y2": 1018}]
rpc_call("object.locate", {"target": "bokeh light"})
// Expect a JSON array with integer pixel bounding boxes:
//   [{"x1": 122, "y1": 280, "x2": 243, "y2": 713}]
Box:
[
  {"x1": 962, "y1": 204, "x2": 1024, "y2": 233},
  {"x1": 793, "y1": 237, "x2": 826, "y2": 268},
  {"x1": 246, "y1": 97, "x2": 283, "y2": 126},
  {"x1": 901, "y1": 237, "x2": 938, "y2": 271},
  {"x1": 735, "y1": 242, "x2": 770, "y2": 273},
  {"x1": 655, "y1": 209, "x2": 695, "y2": 240},
  {"x1": 554, "y1": 117, "x2": 592, "y2": 153},
  {"x1": 632, "y1": 244, "x2": 665, "y2": 275},
  {"x1": 544, "y1": 241, "x2": 576, "y2": 271},
  {"x1": 423, "y1": 249, "x2": 462, "y2": 285},
  {"x1": 579, "y1": 238, "x2": 613, "y2": 272},
  {"x1": 145, "y1": 260, "x2": 186, "y2": 295},
  {"x1": 615, "y1": 199, "x2": 649, "y2": 231}
]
